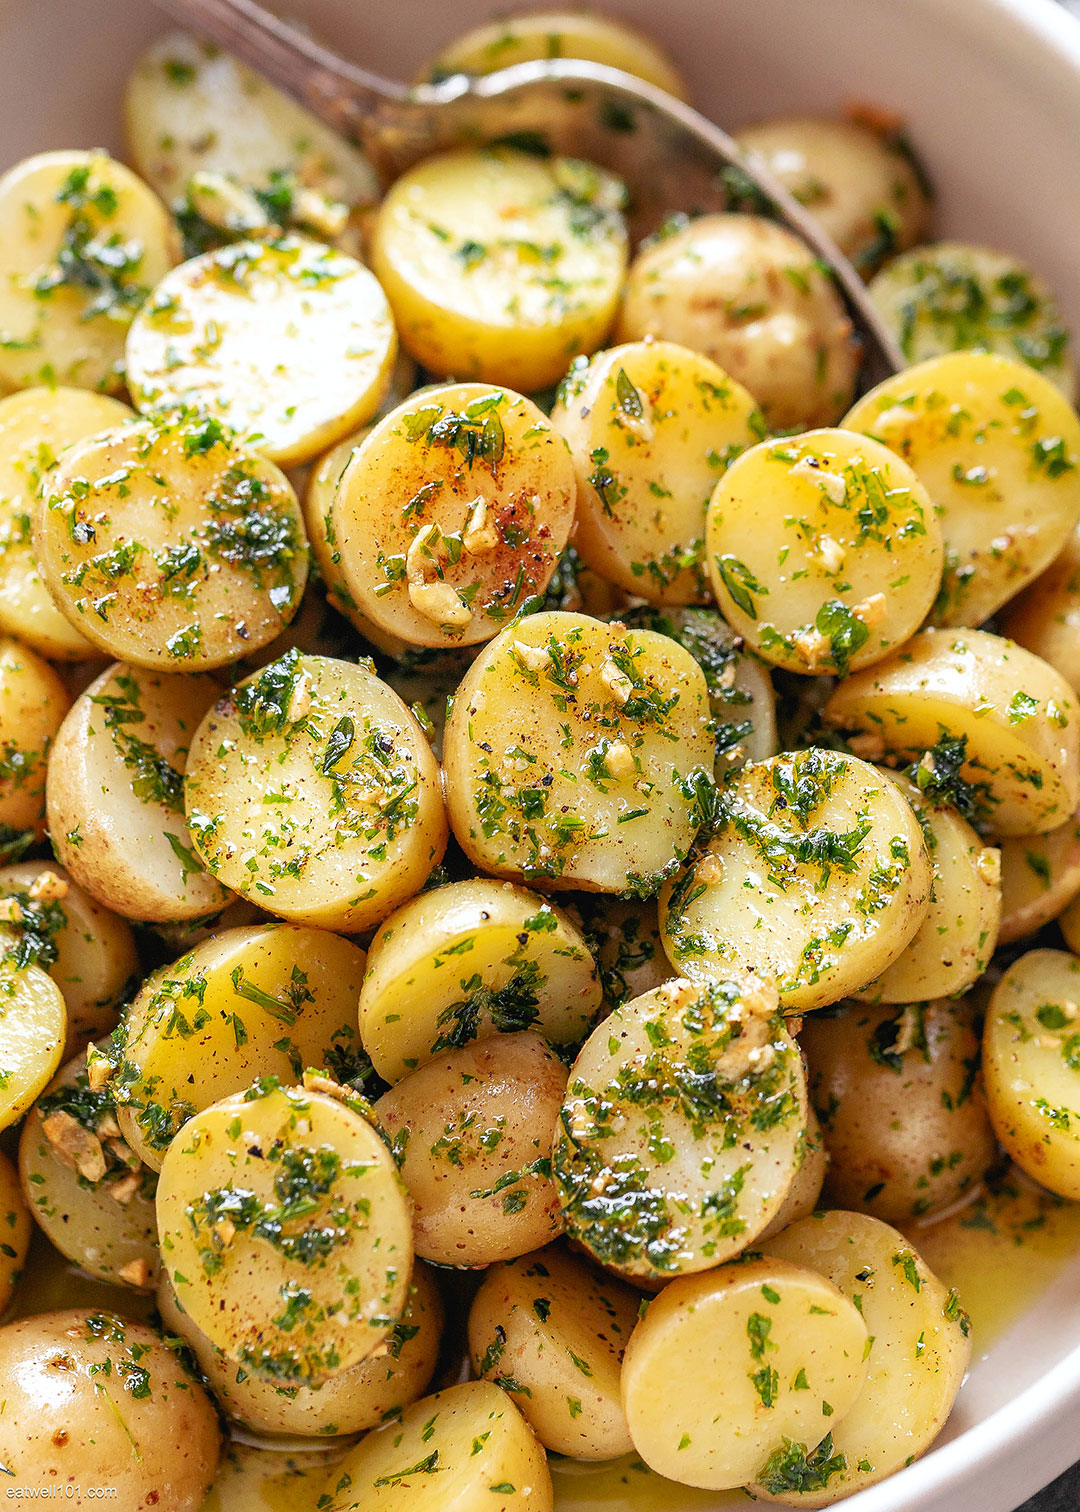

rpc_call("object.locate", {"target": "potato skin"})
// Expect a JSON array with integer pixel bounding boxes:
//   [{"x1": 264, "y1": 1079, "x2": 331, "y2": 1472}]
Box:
[
  {"x1": 0, "y1": 1310, "x2": 221, "y2": 1508},
  {"x1": 0, "y1": 635, "x2": 69, "y2": 845},
  {"x1": 375, "y1": 1031, "x2": 566, "y2": 1267},
  {"x1": 802, "y1": 998, "x2": 996, "y2": 1221},
  {"x1": 616, "y1": 214, "x2": 858, "y2": 429}
]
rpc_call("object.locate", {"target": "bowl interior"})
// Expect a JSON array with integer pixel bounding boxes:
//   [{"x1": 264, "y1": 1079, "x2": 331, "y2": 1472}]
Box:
[{"x1": 6, "y1": 0, "x2": 1080, "y2": 1507}]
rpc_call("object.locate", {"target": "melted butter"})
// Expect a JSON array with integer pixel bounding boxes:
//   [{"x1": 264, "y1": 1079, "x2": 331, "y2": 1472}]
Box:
[
  {"x1": 202, "y1": 1444, "x2": 346, "y2": 1512},
  {"x1": 903, "y1": 1166, "x2": 1080, "y2": 1353},
  {"x1": 551, "y1": 1456, "x2": 744, "y2": 1511}
]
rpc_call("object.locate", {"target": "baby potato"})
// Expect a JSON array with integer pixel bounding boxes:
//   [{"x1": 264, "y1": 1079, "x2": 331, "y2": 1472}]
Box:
[
  {"x1": 615, "y1": 215, "x2": 858, "y2": 430},
  {"x1": 854, "y1": 770, "x2": 1000, "y2": 1002},
  {"x1": 375, "y1": 1031, "x2": 565, "y2": 1267},
  {"x1": 751, "y1": 1212, "x2": 971, "y2": 1505},
  {"x1": 318, "y1": 1380, "x2": 553, "y2": 1512},
  {"x1": 184, "y1": 651, "x2": 447, "y2": 931},
  {"x1": 984, "y1": 948, "x2": 1080, "y2": 1199},
  {"x1": 0, "y1": 635, "x2": 69, "y2": 850},
  {"x1": 705, "y1": 429, "x2": 942, "y2": 675},
  {"x1": 19, "y1": 1051, "x2": 159, "y2": 1288},
  {"x1": 802, "y1": 998, "x2": 995, "y2": 1221},
  {"x1": 735, "y1": 116, "x2": 930, "y2": 275},
  {"x1": 0, "y1": 1309, "x2": 220, "y2": 1507},
  {"x1": 554, "y1": 974, "x2": 807, "y2": 1281},
  {"x1": 0, "y1": 1148, "x2": 30, "y2": 1310},
  {"x1": 622, "y1": 1255, "x2": 869, "y2": 1490},
  {"x1": 660, "y1": 750, "x2": 932, "y2": 1011},
  {"x1": 159, "y1": 1257, "x2": 443, "y2": 1438},
  {"x1": 359, "y1": 880, "x2": 601, "y2": 1083},
  {"x1": 0, "y1": 954, "x2": 66, "y2": 1130},
  {"x1": 47, "y1": 662, "x2": 231, "y2": 922},
  {"x1": 998, "y1": 809, "x2": 1080, "y2": 944},
  {"x1": 625, "y1": 605, "x2": 778, "y2": 775},
  {"x1": 550, "y1": 341, "x2": 763, "y2": 603},
  {"x1": 127, "y1": 236, "x2": 397, "y2": 466},
  {"x1": 157, "y1": 1080, "x2": 413, "y2": 1383},
  {"x1": 843, "y1": 351, "x2": 1080, "y2": 626},
  {"x1": 868, "y1": 242, "x2": 1075, "y2": 398},
  {"x1": 442, "y1": 611, "x2": 715, "y2": 894},
  {"x1": 35, "y1": 411, "x2": 308, "y2": 668},
  {"x1": 469, "y1": 1243, "x2": 640, "y2": 1459},
  {"x1": 0, "y1": 862, "x2": 138, "y2": 1054},
  {"x1": 572, "y1": 893, "x2": 671, "y2": 1008},
  {"x1": 824, "y1": 628, "x2": 1080, "y2": 837},
  {"x1": 0, "y1": 388, "x2": 132, "y2": 660},
  {"x1": 332, "y1": 384, "x2": 576, "y2": 647},
  {"x1": 422, "y1": 10, "x2": 687, "y2": 97},
  {"x1": 759, "y1": 1106, "x2": 828, "y2": 1242},
  {"x1": 111, "y1": 922, "x2": 370, "y2": 1170},
  {"x1": 0, "y1": 150, "x2": 177, "y2": 394},
  {"x1": 371, "y1": 147, "x2": 628, "y2": 392},
  {"x1": 1001, "y1": 522, "x2": 1080, "y2": 693},
  {"x1": 125, "y1": 31, "x2": 377, "y2": 212}
]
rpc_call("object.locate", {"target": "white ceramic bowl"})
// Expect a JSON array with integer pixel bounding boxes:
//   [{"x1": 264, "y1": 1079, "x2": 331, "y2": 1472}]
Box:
[{"x1": 6, "y1": 0, "x2": 1080, "y2": 1506}]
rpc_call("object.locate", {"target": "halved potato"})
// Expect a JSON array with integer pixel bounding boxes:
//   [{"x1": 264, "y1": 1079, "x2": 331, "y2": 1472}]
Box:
[
  {"x1": 999, "y1": 809, "x2": 1080, "y2": 944},
  {"x1": 0, "y1": 954, "x2": 66, "y2": 1130},
  {"x1": 47, "y1": 662, "x2": 231, "y2": 922},
  {"x1": 34, "y1": 413, "x2": 308, "y2": 668},
  {"x1": 0, "y1": 636, "x2": 69, "y2": 852},
  {"x1": 126, "y1": 235, "x2": 397, "y2": 466}
]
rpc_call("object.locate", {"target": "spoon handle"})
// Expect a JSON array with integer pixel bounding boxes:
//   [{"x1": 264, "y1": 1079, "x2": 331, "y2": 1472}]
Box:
[{"x1": 148, "y1": 0, "x2": 406, "y2": 131}]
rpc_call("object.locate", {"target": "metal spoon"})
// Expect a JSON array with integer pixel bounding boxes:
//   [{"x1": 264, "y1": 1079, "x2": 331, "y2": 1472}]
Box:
[{"x1": 149, "y1": 0, "x2": 905, "y2": 384}]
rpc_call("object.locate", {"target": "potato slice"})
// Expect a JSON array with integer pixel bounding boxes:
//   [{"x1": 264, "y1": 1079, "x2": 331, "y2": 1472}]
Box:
[
  {"x1": 47, "y1": 662, "x2": 231, "y2": 922},
  {"x1": 0, "y1": 150, "x2": 177, "y2": 394},
  {"x1": 759, "y1": 1106, "x2": 828, "y2": 1242},
  {"x1": 332, "y1": 383, "x2": 576, "y2": 647},
  {"x1": 625, "y1": 605, "x2": 778, "y2": 776},
  {"x1": 19, "y1": 1051, "x2": 158, "y2": 1288},
  {"x1": 127, "y1": 235, "x2": 397, "y2": 466},
  {"x1": 0, "y1": 1149, "x2": 30, "y2": 1312},
  {"x1": 998, "y1": 809, "x2": 1080, "y2": 944},
  {"x1": 554, "y1": 974, "x2": 807, "y2": 1281},
  {"x1": 984, "y1": 948, "x2": 1080, "y2": 1199},
  {"x1": 159, "y1": 1258, "x2": 442, "y2": 1439},
  {"x1": 157, "y1": 1081, "x2": 412, "y2": 1383},
  {"x1": 318, "y1": 1380, "x2": 553, "y2": 1512},
  {"x1": 375, "y1": 1031, "x2": 565, "y2": 1267},
  {"x1": 659, "y1": 750, "x2": 932, "y2": 1011},
  {"x1": 735, "y1": 116, "x2": 930, "y2": 276},
  {"x1": 550, "y1": 341, "x2": 763, "y2": 604},
  {"x1": 705, "y1": 429, "x2": 942, "y2": 675},
  {"x1": 184, "y1": 651, "x2": 447, "y2": 931},
  {"x1": 360, "y1": 879, "x2": 601, "y2": 1082},
  {"x1": 0, "y1": 635, "x2": 69, "y2": 851},
  {"x1": 823, "y1": 628, "x2": 1080, "y2": 837},
  {"x1": 443, "y1": 611, "x2": 715, "y2": 894},
  {"x1": 571, "y1": 894, "x2": 672, "y2": 1009},
  {"x1": 0, "y1": 1310, "x2": 221, "y2": 1509},
  {"x1": 470, "y1": 1244, "x2": 640, "y2": 1459},
  {"x1": 868, "y1": 242, "x2": 1075, "y2": 398},
  {"x1": 750, "y1": 1212, "x2": 971, "y2": 1504},
  {"x1": 615, "y1": 215, "x2": 857, "y2": 430},
  {"x1": 0, "y1": 862, "x2": 138, "y2": 1055},
  {"x1": 1001, "y1": 522, "x2": 1080, "y2": 694},
  {"x1": 843, "y1": 351, "x2": 1080, "y2": 625},
  {"x1": 0, "y1": 388, "x2": 132, "y2": 659},
  {"x1": 421, "y1": 11, "x2": 687, "y2": 97},
  {"x1": 853, "y1": 770, "x2": 1000, "y2": 1001},
  {"x1": 0, "y1": 954, "x2": 65, "y2": 1131},
  {"x1": 111, "y1": 923, "x2": 369, "y2": 1170},
  {"x1": 622, "y1": 1256, "x2": 869, "y2": 1490},
  {"x1": 803, "y1": 998, "x2": 995, "y2": 1221},
  {"x1": 34, "y1": 412, "x2": 307, "y2": 668},
  {"x1": 371, "y1": 147, "x2": 628, "y2": 392},
  {"x1": 125, "y1": 31, "x2": 377, "y2": 211}
]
